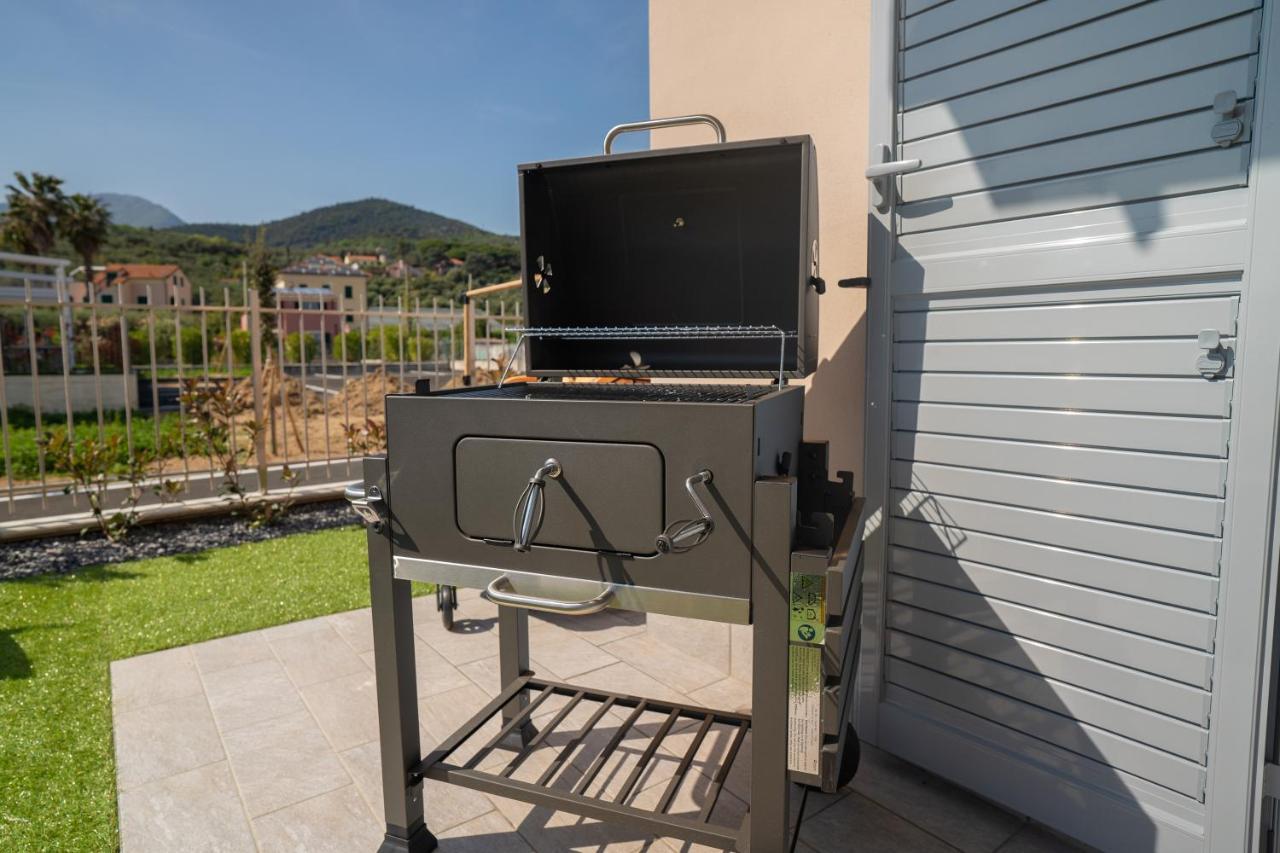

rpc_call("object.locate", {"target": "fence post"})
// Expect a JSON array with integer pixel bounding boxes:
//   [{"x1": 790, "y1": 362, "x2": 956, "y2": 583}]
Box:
[
  {"x1": 463, "y1": 296, "x2": 475, "y2": 380},
  {"x1": 249, "y1": 291, "x2": 268, "y2": 493}
]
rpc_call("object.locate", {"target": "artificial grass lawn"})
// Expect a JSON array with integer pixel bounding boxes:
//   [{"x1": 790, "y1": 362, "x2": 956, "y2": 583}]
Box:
[{"x1": 0, "y1": 524, "x2": 423, "y2": 852}]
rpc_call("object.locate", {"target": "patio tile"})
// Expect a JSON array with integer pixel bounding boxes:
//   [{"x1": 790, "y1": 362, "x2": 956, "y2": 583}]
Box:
[
  {"x1": 799, "y1": 790, "x2": 956, "y2": 853},
  {"x1": 852, "y1": 743, "x2": 1023, "y2": 853},
  {"x1": 117, "y1": 761, "x2": 255, "y2": 853},
  {"x1": 514, "y1": 621, "x2": 618, "y2": 679},
  {"x1": 416, "y1": 639, "x2": 481, "y2": 696},
  {"x1": 437, "y1": 810, "x2": 534, "y2": 852},
  {"x1": 531, "y1": 608, "x2": 648, "y2": 646},
  {"x1": 340, "y1": 739, "x2": 495, "y2": 832},
  {"x1": 114, "y1": 692, "x2": 223, "y2": 791},
  {"x1": 416, "y1": 611, "x2": 501, "y2": 665},
  {"x1": 221, "y1": 709, "x2": 351, "y2": 817},
  {"x1": 489, "y1": 795, "x2": 662, "y2": 852},
  {"x1": 190, "y1": 630, "x2": 275, "y2": 675},
  {"x1": 420, "y1": 682, "x2": 500, "y2": 745},
  {"x1": 300, "y1": 668, "x2": 379, "y2": 752},
  {"x1": 688, "y1": 676, "x2": 752, "y2": 714},
  {"x1": 602, "y1": 632, "x2": 726, "y2": 695},
  {"x1": 996, "y1": 822, "x2": 1091, "y2": 852},
  {"x1": 252, "y1": 785, "x2": 383, "y2": 852},
  {"x1": 111, "y1": 647, "x2": 202, "y2": 712},
  {"x1": 203, "y1": 658, "x2": 306, "y2": 733},
  {"x1": 328, "y1": 607, "x2": 376, "y2": 654},
  {"x1": 570, "y1": 662, "x2": 690, "y2": 705},
  {"x1": 269, "y1": 623, "x2": 368, "y2": 687},
  {"x1": 259, "y1": 614, "x2": 333, "y2": 641},
  {"x1": 458, "y1": 653, "x2": 561, "y2": 697},
  {"x1": 644, "y1": 615, "x2": 731, "y2": 677}
]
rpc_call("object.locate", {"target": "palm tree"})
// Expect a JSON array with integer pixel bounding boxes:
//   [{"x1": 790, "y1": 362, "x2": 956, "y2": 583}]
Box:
[
  {"x1": 1, "y1": 172, "x2": 67, "y2": 256},
  {"x1": 60, "y1": 194, "x2": 112, "y2": 299}
]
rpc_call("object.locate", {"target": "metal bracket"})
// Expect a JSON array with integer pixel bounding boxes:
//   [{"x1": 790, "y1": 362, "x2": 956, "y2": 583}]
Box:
[
  {"x1": 1211, "y1": 90, "x2": 1246, "y2": 147},
  {"x1": 345, "y1": 483, "x2": 387, "y2": 530},
  {"x1": 1197, "y1": 329, "x2": 1229, "y2": 378}
]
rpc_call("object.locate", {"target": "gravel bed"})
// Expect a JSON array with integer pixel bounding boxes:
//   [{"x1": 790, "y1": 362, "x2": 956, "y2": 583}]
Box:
[{"x1": 1, "y1": 500, "x2": 361, "y2": 580}]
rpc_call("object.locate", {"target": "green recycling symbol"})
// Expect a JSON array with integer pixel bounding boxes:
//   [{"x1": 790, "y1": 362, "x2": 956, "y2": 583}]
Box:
[{"x1": 796, "y1": 624, "x2": 817, "y2": 642}]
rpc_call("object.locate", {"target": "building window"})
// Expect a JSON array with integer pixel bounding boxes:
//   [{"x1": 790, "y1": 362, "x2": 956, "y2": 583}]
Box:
[
  {"x1": 101, "y1": 293, "x2": 114, "y2": 304},
  {"x1": 137, "y1": 295, "x2": 148, "y2": 305},
  {"x1": 169, "y1": 296, "x2": 176, "y2": 305},
  {"x1": 345, "y1": 314, "x2": 354, "y2": 323},
  {"x1": 344, "y1": 285, "x2": 353, "y2": 299}
]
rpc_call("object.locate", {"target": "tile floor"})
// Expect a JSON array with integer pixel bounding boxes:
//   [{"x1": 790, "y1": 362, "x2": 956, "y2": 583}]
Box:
[{"x1": 112, "y1": 589, "x2": 1089, "y2": 852}]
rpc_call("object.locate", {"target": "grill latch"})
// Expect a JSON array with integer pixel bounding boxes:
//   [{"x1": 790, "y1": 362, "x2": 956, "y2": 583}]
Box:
[
  {"x1": 656, "y1": 470, "x2": 715, "y2": 554},
  {"x1": 344, "y1": 483, "x2": 387, "y2": 531}
]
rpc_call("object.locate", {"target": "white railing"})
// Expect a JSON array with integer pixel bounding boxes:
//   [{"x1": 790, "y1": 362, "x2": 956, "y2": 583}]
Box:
[{"x1": 0, "y1": 258, "x2": 523, "y2": 523}]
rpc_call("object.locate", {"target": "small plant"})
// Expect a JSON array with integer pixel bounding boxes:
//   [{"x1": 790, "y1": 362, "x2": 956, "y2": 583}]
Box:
[
  {"x1": 343, "y1": 418, "x2": 387, "y2": 455},
  {"x1": 181, "y1": 379, "x2": 296, "y2": 526},
  {"x1": 39, "y1": 430, "x2": 179, "y2": 541}
]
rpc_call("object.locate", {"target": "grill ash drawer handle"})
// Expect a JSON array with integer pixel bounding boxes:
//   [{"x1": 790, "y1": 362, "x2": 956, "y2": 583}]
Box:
[
  {"x1": 512, "y1": 458, "x2": 561, "y2": 552},
  {"x1": 656, "y1": 470, "x2": 715, "y2": 554},
  {"x1": 483, "y1": 576, "x2": 617, "y2": 615}
]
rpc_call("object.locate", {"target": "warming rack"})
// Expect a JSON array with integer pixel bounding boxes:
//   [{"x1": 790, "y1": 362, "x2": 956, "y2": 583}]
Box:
[{"x1": 498, "y1": 324, "x2": 798, "y2": 387}]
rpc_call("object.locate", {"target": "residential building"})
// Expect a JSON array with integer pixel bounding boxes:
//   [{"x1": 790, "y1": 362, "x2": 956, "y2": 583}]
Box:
[
  {"x1": 275, "y1": 255, "x2": 370, "y2": 320},
  {"x1": 70, "y1": 263, "x2": 193, "y2": 305},
  {"x1": 274, "y1": 287, "x2": 341, "y2": 342},
  {"x1": 342, "y1": 250, "x2": 385, "y2": 268},
  {"x1": 385, "y1": 258, "x2": 420, "y2": 279}
]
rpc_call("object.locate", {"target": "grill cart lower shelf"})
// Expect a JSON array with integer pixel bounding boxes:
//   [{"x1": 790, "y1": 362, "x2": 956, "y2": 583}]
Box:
[{"x1": 416, "y1": 675, "x2": 754, "y2": 850}]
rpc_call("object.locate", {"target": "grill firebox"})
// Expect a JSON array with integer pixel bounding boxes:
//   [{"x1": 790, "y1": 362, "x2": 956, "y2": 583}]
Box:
[{"x1": 348, "y1": 117, "x2": 865, "y2": 853}]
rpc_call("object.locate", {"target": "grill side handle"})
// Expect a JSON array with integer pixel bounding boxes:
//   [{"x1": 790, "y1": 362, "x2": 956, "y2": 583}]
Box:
[
  {"x1": 656, "y1": 470, "x2": 715, "y2": 554},
  {"x1": 483, "y1": 576, "x2": 616, "y2": 615},
  {"x1": 603, "y1": 114, "x2": 727, "y2": 154}
]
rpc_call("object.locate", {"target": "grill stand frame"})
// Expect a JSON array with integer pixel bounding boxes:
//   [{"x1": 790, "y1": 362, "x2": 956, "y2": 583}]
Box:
[{"x1": 363, "y1": 465, "x2": 812, "y2": 853}]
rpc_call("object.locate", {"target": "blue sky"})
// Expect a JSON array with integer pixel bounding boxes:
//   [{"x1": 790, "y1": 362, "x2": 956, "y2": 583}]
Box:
[{"x1": 0, "y1": 1, "x2": 649, "y2": 234}]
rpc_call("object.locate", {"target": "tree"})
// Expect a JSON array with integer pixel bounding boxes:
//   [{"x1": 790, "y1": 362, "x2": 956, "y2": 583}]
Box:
[
  {"x1": 60, "y1": 194, "x2": 111, "y2": 295},
  {"x1": 247, "y1": 226, "x2": 276, "y2": 331},
  {"x1": 1, "y1": 172, "x2": 67, "y2": 256}
]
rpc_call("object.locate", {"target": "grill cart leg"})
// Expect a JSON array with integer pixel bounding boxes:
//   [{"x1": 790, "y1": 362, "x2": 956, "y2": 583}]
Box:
[
  {"x1": 363, "y1": 457, "x2": 438, "y2": 853},
  {"x1": 498, "y1": 604, "x2": 539, "y2": 748},
  {"x1": 746, "y1": 477, "x2": 797, "y2": 853}
]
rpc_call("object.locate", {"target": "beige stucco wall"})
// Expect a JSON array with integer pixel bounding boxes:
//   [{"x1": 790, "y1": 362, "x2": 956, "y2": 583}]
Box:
[
  {"x1": 275, "y1": 271, "x2": 368, "y2": 315},
  {"x1": 649, "y1": 0, "x2": 871, "y2": 481},
  {"x1": 648, "y1": 0, "x2": 871, "y2": 678}
]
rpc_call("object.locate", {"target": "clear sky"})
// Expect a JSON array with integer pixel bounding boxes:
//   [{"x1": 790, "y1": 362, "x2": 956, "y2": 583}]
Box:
[{"x1": 1, "y1": 0, "x2": 649, "y2": 235}]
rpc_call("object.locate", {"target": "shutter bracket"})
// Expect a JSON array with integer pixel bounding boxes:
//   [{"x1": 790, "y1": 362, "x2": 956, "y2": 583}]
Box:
[
  {"x1": 1197, "y1": 330, "x2": 1230, "y2": 378},
  {"x1": 1211, "y1": 90, "x2": 1246, "y2": 148}
]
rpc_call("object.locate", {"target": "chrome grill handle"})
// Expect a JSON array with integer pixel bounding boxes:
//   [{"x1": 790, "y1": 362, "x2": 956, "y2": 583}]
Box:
[
  {"x1": 512, "y1": 458, "x2": 561, "y2": 552},
  {"x1": 656, "y1": 470, "x2": 715, "y2": 554},
  {"x1": 345, "y1": 483, "x2": 386, "y2": 531},
  {"x1": 483, "y1": 576, "x2": 616, "y2": 615}
]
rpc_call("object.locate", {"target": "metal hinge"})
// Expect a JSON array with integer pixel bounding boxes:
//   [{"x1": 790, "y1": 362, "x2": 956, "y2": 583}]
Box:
[
  {"x1": 1197, "y1": 330, "x2": 1230, "y2": 379},
  {"x1": 1211, "y1": 90, "x2": 1248, "y2": 147}
]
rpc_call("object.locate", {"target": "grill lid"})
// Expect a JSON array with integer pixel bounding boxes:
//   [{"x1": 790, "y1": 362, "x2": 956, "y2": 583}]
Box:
[{"x1": 517, "y1": 122, "x2": 819, "y2": 379}]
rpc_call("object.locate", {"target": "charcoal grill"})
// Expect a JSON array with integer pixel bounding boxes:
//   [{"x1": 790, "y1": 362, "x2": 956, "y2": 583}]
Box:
[{"x1": 347, "y1": 116, "x2": 867, "y2": 852}]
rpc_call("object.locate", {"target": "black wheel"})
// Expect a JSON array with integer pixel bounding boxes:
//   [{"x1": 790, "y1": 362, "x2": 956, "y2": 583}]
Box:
[{"x1": 437, "y1": 584, "x2": 458, "y2": 632}]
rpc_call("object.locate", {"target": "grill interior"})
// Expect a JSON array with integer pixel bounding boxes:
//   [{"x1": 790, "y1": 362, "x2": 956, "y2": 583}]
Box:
[{"x1": 447, "y1": 383, "x2": 775, "y2": 404}]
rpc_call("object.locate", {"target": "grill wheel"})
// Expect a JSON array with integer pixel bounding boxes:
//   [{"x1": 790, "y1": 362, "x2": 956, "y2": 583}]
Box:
[{"x1": 436, "y1": 584, "x2": 459, "y2": 631}]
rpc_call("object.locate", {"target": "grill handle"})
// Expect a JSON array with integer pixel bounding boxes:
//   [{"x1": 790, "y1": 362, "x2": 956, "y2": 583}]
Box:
[
  {"x1": 512, "y1": 458, "x2": 561, "y2": 552},
  {"x1": 604, "y1": 114, "x2": 727, "y2": 154},
  {"x1": 656, "y1": 470, "x2": 715, "y2": 554},
  {"x1": 483, "y1": 576, "x2": 617, "y2": 615}
]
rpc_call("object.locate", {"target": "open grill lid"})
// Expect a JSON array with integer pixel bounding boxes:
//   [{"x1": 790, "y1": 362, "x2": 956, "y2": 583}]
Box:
[{"x1": 516, "y1": 117, "x2": 819, "y2": 380}]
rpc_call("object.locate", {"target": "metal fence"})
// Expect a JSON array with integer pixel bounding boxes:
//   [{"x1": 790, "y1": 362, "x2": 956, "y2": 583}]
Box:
[{"x1": 0, "y1": 252, "x2": 523, "y2": 523}]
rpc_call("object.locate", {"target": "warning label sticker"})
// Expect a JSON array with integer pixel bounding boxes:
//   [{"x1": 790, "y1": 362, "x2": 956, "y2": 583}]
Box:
[
  {"x1": 787, "y1": 643, "x2": 822, "y2": 775},
  {"x1": 789, "y1": 573, "x2": 826, "y2": 646}
]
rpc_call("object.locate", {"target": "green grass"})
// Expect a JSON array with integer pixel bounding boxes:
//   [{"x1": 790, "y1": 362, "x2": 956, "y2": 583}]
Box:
[
  {"x1": 0, "y1": 525, "x2": 424, "y2": 852},
  {"x1": 1, "y1": 408, "x2": 183, "y2": 480}
]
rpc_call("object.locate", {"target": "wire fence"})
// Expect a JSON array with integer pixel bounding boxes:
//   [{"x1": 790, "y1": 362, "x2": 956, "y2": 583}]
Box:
[{"x1": 0, "y1": 253, "x2": 523, "y2": 523}]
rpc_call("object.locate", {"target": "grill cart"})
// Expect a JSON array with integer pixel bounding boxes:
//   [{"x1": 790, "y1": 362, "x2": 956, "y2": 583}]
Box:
[{"x1": 346, "y1": 116, "x2": 867, "y2": 852}]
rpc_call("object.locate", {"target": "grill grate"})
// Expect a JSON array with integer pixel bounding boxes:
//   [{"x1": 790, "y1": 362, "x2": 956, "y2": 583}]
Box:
[{"x1": 447, "y1": 382, "x2": 775, "y2": 404}]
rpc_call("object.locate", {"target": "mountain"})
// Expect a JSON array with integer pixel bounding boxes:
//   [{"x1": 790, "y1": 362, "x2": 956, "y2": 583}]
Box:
[
  {"x1": 171, "y1": 198, "x2": 491, "y2": 247},
  {"x1": 94, "y1": 193, "x2": 185, "y2": 228}
]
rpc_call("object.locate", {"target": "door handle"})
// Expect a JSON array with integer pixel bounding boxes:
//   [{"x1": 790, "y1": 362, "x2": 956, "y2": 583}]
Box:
[
  {"x1": 867, "y1": 145, "x2": 922, "y2": 211},
  {"x1": 512, "y1": 458, "x2": 561, "y2": 552}
]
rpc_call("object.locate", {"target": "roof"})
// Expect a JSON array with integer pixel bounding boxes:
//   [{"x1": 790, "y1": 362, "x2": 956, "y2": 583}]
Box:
[
  {"x1": 91, "y1": 263, "x2": 182, "y2": 285},
  {"x1": 279, "y1": 255, "x2": 368, "y2": 278}
]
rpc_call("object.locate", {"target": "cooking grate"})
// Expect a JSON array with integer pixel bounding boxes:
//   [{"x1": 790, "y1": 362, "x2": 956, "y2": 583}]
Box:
[
  {"x1": 415, "y1": 675, "x2": 750, "y2": 848},
  {"x1": 450, "y1": 383, "x2": 776, "y2": 404}
]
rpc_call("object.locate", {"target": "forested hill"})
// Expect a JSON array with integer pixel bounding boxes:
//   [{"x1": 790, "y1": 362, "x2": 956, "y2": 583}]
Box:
[{"x1": 170, "y1": 198, "x2": 489, "y2": 247}]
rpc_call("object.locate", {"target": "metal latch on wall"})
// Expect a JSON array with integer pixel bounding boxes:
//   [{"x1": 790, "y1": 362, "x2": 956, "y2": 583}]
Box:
[
  {"x1": 1211, "y1": 90, "x2": 1247, "y2": 147},
  {"x1": 1197, "y1": 330, "x2": 1229, "y2": 379}
]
